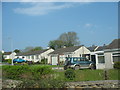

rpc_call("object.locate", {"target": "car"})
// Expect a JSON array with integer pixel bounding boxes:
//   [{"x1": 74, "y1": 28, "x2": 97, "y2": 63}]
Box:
[
  {"x1": 13, "y1": 58, "x2": 26, "y2": 63},
  {"x1": 64, "y1": 57, "x2": 95, "y2": 70}
]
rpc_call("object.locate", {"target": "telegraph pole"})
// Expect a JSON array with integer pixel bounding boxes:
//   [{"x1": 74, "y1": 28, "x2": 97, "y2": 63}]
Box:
[{"x1": 8, "y1": 37, "x2": 14, "y2": 65}]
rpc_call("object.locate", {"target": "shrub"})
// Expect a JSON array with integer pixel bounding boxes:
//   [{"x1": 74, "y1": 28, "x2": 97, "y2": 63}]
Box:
[
  {"x1": 31, "y1": 65, "x2": 53, "y2": 80},
  {"x1": 40, "y1": 78, "x2": 65, "y2": 88},
  {"x1": 114, "y1": 61, "x2": 120, "y2": 69},
  {"x1": 2, "y1": 65, "x2": 30, "y2": 80},
  {"x1": 7, "y1": 59, "x2": 12, "y2": 64},
  {"x1": 64, "y1": 69, "x2": 75, "y2": 80},
  {"x1": 2, "y1": 65, "x2": 53, "y2": 80},
  {"x1": 20, "y1": 78, "x2": 65, "y2": 88},
  {"x1": 40, "y1": 58, "x2": 48, "y2": 64}
]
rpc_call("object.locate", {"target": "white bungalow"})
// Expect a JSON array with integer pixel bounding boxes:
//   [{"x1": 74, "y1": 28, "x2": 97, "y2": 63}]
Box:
[
  {"x1": 88, "y1": 39, "x2": 120, "y2": 69},
  {"x1": 48, "y1": 45, "x2": 91, "y2": 65},
  {"x1": 16, "y1": 49, "x2": 54, "y2": 63},
  {"x1": 3, "y1": 52, "x2": 16, "y2": 60}
]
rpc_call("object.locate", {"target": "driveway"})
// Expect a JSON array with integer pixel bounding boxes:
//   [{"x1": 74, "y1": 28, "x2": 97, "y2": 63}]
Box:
[{"x1": 52, "y1": 67, "x2": 64, "y2": 70}]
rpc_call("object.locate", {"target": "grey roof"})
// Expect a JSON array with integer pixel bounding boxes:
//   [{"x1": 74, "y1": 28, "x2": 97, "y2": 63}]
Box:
[
  {"x1": 49, "y1": 46, "x2": 82, "y2": 54},
  {"x1": 106, "y1": 39, "x2": 120, "y2": 49},
  {"x1": 96, "y1": 45, "x2": 107, "y2": 51},
  {"x1": 16, "y1": 49, "x2": 49, "y2": 56},
  {"x1": 95, "y1": 39, "x2": 120, "y2": 51},
  {"x1": 87, "y1": 46, "x2": 98, "y2": 52},
  {"x1": 4, "y1": 52, "x2": 12, "y2": 55}
]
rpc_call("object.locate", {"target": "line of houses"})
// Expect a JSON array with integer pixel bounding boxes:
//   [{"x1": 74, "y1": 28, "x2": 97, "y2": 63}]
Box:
[{"x1": 2, "y1": 39, "x2": 120, "y2": 69}]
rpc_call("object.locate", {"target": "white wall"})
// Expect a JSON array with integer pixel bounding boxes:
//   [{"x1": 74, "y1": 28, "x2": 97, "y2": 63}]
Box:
[
  {"x1": 41, "y1": 49, "x2": 54, "y2": 59},
  {"x1": 27, "y1": 49, "x2": 54, "y2": 62},
  {"x1": 95, "y1": 54, "x2": 105, "y2": 69},
  {"x1": 73, "y1": 46, "x2": 91, "y2": 57},
  {"x1": 104, "y1": 52, "x2": 113, "y2": 69},
  {"x1": 4, "y1": 52, "x2": 16, "y2": 60}
]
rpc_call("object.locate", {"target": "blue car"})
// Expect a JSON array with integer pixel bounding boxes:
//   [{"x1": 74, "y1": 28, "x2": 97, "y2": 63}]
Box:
[{"x1": 13, "y1": 58, "x2": 26, "y2": 63}]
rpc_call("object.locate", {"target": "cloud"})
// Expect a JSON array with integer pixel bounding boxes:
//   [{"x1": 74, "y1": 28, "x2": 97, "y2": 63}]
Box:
[
  {"x1": 84, "y1": 23, "x2": 93, "y2": 28},
  {"x1": 13, "y1": 2, "x2": 77, "y2": 16}
]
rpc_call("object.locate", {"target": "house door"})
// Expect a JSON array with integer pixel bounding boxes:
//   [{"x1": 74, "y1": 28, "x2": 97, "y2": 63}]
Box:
[
  {"x1": 91, "y1": 55, "x2": 96, "y2": 69},
  {"x1": 91, "y1": 55, "x2": 96, "y2": 63},
  {"x1": 52, "y1": 56, "x2": 58, "y2": 65}
]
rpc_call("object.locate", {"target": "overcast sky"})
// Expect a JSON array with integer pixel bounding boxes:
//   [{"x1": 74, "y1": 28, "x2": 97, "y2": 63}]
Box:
[{"x1": 2, "y1": 1, "x2": 118, "y2": 51}]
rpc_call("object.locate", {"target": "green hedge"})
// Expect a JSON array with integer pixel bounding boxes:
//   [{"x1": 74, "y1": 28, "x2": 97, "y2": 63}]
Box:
[
  {"x1": 2, "y1": 59, "x2": 12, "y2": 64},
  {"x1": 2, "y1": 65, "x2": 53, "y2": 80},
  {"x1": 114, "y1": 61, "x2": 120, "y2": 69}
]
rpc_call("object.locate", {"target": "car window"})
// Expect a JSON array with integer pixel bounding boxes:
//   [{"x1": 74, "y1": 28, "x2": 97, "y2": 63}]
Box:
[{"x1": 73, "y1": 58, "x2": 77, "y2": 62}]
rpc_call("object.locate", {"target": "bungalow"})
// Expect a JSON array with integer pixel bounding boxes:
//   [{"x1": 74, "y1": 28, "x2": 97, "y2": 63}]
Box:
[
  {"x1": 16, "y1": 48, "x2": 54, "y2": 63},
  {"x1": 89, "y1": 39, "x2": 120, "y2": 69},
  {"x1": 104, "y1": 39, "x2": 120, "y2": 69},
  {"x1": 3, "y1": 52, "x2": 16, "y2": 60},
  {"x1": 48, "y1": 45, "x2": 91, "y2": 65},
  {"x1": 89, "y1": 45, "x2": 107, "y2": 69}
]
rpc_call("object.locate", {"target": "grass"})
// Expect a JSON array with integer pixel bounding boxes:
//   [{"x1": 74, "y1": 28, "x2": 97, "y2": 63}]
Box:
[
  {"x1": 2, "y1": 65, "x2": 119, "y2": 88},
  {"x1": 2, "y1": 65, "x2": 119, "y2": 81},
  {"x1": 53, "y1": 69, "x2": 119, "y2": 81},
  {"x1": 74, "y1": 69, "x2": 104, "y2": 81},
  {"x1": 108, "y1": 69, "x2": 119, "y2": 80}
]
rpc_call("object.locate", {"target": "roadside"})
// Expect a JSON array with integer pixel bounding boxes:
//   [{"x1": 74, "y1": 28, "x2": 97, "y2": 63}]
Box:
[{"x1": 2, "y1": 79, "x2": 119, "y2": 89}]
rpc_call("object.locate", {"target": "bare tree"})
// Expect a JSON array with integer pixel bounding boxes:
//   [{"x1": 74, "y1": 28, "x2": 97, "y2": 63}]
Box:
[{"x1": 58, "y1": 32, "x2": 80, "y2": 47}]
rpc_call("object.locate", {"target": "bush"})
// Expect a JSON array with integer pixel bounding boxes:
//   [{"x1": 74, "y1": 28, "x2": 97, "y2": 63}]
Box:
[
  {"x1": 2, "y1": 59, "x2": 12, "y2": 64},
  {"x1": 31, "y1": 65, "x2": 53, "y2": 80},
  {"x1": 40, "y1": 58, "x2": 48, "y2": 64},
  {"x1": 20, "y1": 78, "x2": 65, "y2": 88},
  {"x1": 64, "y1": 69, "x2": 75, "y2": 80},
  {"x1": 2, "y1": 65, "x2": 30, "y2": 80},
  {"x1": 6, "y1": 59, "x2": 12, "y2": 64},
  {"x1": 114, "y1": 61, "x2": 120, "y2": 69},
  {"x1": 2, "y1": 65, "x2": 53, "y2": 80}
]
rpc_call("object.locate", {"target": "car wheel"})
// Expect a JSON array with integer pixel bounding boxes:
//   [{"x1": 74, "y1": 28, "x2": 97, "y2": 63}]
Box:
[{"x1": 74, "y1": 66, "x2": 80, "y2": 70}]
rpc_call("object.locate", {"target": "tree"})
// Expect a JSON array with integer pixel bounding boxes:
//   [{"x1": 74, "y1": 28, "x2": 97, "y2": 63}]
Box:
[
  {"x1": 14, "y1": 49, "x2": 21, "y2": 53},
  {"x1": 23, "y1": 46, "x2": 43, "y2": 52},
  {"x1": 31, "y1": 46, "x2": 43, "y2": 51},
  {"x1": 58, "y1": 32, "x2": 80, "y2": 47},
  {"x1": 23, "y1": 46, "x2": 34, "y2": 52},
  {"x1": 48, "y1": 40, "x2": 65, "y2": 49},
  {"x1": 48, "y1": 32, "x2": 80, "y2": 49}
]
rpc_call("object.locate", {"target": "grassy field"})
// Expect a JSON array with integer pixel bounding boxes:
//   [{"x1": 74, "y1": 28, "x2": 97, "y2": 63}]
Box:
[{"x1": 53, "y1": 69, "x2": 119, "y2": 81}]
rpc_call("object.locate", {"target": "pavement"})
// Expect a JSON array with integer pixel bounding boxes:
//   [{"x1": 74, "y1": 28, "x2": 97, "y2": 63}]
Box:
[{"x1": 52, "y1": 67, "x2": 64, "y2": 70}]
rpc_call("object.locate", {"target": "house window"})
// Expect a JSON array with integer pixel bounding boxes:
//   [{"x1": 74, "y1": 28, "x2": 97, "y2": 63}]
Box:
[
  {"x1": 112, "y1": 53, "x2": 120, "y2": 62},
  {"x1": 31, "y1": 55, "x2": 34, "y2": 59},
  {"x1": 73, "y1": 58, "x2": 77, "y2": 62},
  {"x1": 28, "y1": 56, "x2": 30, "y2": 59},
  {"x1": 98, "y1": 56, "x2": 105, "y2": 63},
  {"x1": 98, "y1": 53, "x2": 105, "y2": 63},
  {"x1": 36, "y1": 55, "x2": 39, "y2": 59}
]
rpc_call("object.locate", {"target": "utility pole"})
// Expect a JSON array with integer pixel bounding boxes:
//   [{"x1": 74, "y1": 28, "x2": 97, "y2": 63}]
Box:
[{"x1": 8, "y1": 37, "x2": 14, "y2": 65}]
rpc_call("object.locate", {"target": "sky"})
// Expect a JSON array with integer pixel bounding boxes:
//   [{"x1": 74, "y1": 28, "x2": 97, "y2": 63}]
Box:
[{"x1": 2, "y1": 1, "x2": 118, "y2": 51}]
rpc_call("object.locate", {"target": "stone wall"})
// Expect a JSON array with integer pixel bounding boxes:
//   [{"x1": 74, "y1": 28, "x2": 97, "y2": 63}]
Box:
[
  {"x1": 65, "y1": 80, "x2": 119, "y2": 89},
  {"x1": 1, "y1": 79, "x2": 119, "y2": 89}
]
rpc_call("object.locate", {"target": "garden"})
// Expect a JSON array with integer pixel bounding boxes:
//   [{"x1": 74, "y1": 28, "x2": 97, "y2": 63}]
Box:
[{"x1": 2, "y1": 64, "x2": 119, "y2": 88}]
